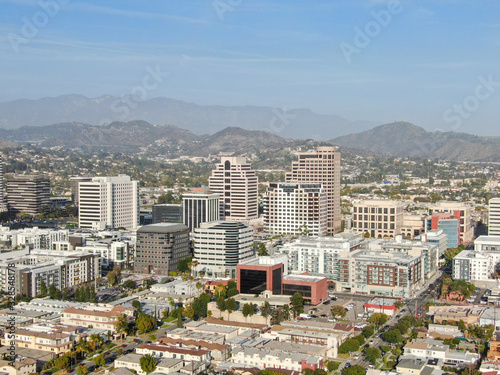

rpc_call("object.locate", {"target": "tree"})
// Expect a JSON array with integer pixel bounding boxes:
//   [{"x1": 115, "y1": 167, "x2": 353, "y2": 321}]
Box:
[
  {"x1": 192, "y1": 292, "x2": 211, "y2": 318},
  {"x1": 227, "y1": 280, "x2": 237, "y2": 289},
  {"x1": 93, "y1": 354, "x2": 105, "y2": 368},
  {"x1": 325, "y1": 361, "x2": 341, "y2": 372},
  {"x1": 364, "y1": 347, "x2": 381, "y2": 365},
  {"x1": 289, "y1": 292, "x2": 304, "y2": 318},
  {"x1": 177, "y1": 313, "x2": 183, "y2": 328},
  {"x1": 48, "y1": 284, "x2": 57, "y2": 299},
  {"x1": 196, "y1": 281, "x2": 202, "y2": 291},
  {"x1": 140, "y1": 354, "x2": 158, "y2": 375},
  {"x1": 342, "y1": 365, "x2": 366, "y2": 375},
  {"x1": 362, "y1": 325, "x2": 375, "y2": 338},
  {"x1": 261, "y1": 301, "x2": 271, "y2": 323},
  {"x1": 383, "y1": 329, "x2": 403, "y2": 344},
  {"x1": 183, "y1": 304, "x2": 195, "y2": 320},
  {"x1": 227, "y1": 287, "x2": 238, "y2": 298},
  {"x1": 107, "y1": 270, "x2": 118, "y2": 286},
  {"x1": 339, "y1": 337, "x2": 361, "y2": 354},
  {"x1": 77, "y1": 364, "x2": 89, "y2": 375},
  {"x1": 257, "y1": 243, "x2": 268, "y2": 256},
  {"x1": 54, "y1": 356, "x2": 70, "y2": 370},
  {"x1": 116, "y1": 314, "x2": 129, "y2": 339},
  {"x1": 394, "y1": 320, "x2": 411, "y2": 335},
  {"x1": 331, "y1": 305, "x2": 347, "y2": 319},
  {"x1": 136, "y1": 313, "x2": 157, "y2": 334},
  {"x1": 39, "y1": 281, "x2": 48, "y2": 297},
  {"x1": 123, "y1": 280, "x2": 136, "y2": 289},
  {"x1": 216, "y1": 296, "x2": 226, "y2": 312},
  {"x1": 178, "y1": 256, "x2": 193, "y2": 273},
  {"x1": 242, "y1": 303, "x2": 256, "y2": 317},
  {"x1": 368, "y1": 313, "x2": 388, "y2": 327},
  {"x1": 132, "y1": 300, "x2": 142, "y2": 312},
  {"x1": 225, "y1": 298, "x2": 237, "y2": 320}
]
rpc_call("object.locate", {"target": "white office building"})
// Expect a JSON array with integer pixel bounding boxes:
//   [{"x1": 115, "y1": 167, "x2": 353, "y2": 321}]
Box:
[
  {"x1": 264, "y1": 182, "x2": 327, "y2": 237},
  {"x1": 193, "y1": 221, "x2": 255, "y2": 278},
  {"x1": 78, "y1": 175, "x2": 139, "y2": 231},
  {"x1": 182, "y1": 188, "x2": 220, "y2": 232},
  {"x1": 489, "y1": 198, "x2": 500, "y2": 236}
]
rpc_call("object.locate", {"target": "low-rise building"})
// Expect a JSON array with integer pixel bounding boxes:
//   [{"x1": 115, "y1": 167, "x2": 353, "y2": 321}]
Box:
[
  {"x1": 114, "y1": 353, "x2": 183, "y2": 375},
  {"x1": 61, "y1": 304, "x2": 133, "y2": 332},
  {"x1": 231, "y1": 347, "x2": 323, "y2": 372}
]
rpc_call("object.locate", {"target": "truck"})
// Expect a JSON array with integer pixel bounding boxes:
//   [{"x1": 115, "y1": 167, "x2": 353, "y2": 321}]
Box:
[{"x1": 299, "y1": 313, "x2": 312, "y2": 320}]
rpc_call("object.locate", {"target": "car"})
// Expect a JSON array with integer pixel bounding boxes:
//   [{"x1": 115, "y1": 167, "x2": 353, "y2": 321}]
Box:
[
  {"x1": 345, "y1": 363, "x2": 351, "y2": 368},
  {"x1": 353, "y1": 355, "x2": 360, "y2": 359},
  {"x1": 311, "y1": 315, "x2": 319, "y2": 318},
  {"x1": 323, "y1": 300, "x2": 330, "y2": 305},
  {"x1": 321, "y1": 314, "x2": 327, "y2": 317},
  {"x1": 328, "y1": 318, "x2": 337, "y2": 322},
  {"x1": 369, "y1": 340, "x2": 374, "y2": 345},
  {"x1": 121, "y1": 344, "x2": 127, "y2": 348},
  {"x1": 241, "y1": 298, "x2": 247, "y2": 300},
  {"x1": 381, "y1": 351, "x2": 386, "y2": 356}
]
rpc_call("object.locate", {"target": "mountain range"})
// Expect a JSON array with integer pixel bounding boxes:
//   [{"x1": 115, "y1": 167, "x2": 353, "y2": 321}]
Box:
[
  {"x1": 0, "y1": 120, "x2": 499, "y2": 162},
  {"x1": 0, "y1": 94, "x2": 378, "y2": 140}
]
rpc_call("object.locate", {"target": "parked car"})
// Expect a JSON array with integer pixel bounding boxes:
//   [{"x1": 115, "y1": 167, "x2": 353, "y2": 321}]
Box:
[{"x1": 345, "y1": 363, "x2": 351, "y2": 368}]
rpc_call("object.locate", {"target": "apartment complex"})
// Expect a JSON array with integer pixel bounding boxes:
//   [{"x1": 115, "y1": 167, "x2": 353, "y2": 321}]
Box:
[
  {"x1": 279, "y1": 234, "x2": 365, "y2": 278},
  {"x1": 208, "y1": 156, "x2": 258, "y2": 221},
  {"x1": 194, "y1": 221, "x2": 254, "y2": 278},
  {"x1": 286, "y1": 146, "x2": 341, "y2": 234},
  {"x1": 489, "y1": 198, "x2": 500, "y2": 236},
  {"x1": 78, "y1": 175, "x2": 139, "y2": 231},
  {"x1": 264, "y1": 182, "x2": 327, "y2": 236},
  {"x1": 182, "y1": 188, "x2": 220, "y2": 231},
  {"x1": 352, "y1": 199, "x2": 405, "y2": 239},
  {"x1": 428, "y1": 201, "x2": 474, "y2": 244},
  {"x1": 6, "y1": 175, "x2": 50, "y2": 216},
  {"x1": 61, "y1": 304, "x2": 134, "y2": 332},
  {"x1": 134, "y1": 223, "x2": 191, "y2": 276},
  {"x1": 452, "y1": 251, "x2": 491, "y2": 281}
]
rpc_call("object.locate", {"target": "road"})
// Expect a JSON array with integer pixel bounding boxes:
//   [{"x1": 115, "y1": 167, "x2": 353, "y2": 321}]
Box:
[{"x1": 339, "y1": 271, "x2": 444, "y2": 370}]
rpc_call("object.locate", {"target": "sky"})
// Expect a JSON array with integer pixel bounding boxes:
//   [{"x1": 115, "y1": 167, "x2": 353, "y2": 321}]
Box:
[{"x1": 1, "y1": 0, "x2": 500, "y2": 136}]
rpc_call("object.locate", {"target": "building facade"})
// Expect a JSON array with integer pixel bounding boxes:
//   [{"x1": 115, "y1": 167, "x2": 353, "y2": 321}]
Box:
[
  {"x1": 352, "y1": 199, "x2": 405, "y2": 239},
  {"x1": 428, "y1": 201, "x2": 474, "y2": 244},
  {"x1": 6, "y1": 175, "x2": 50, "y2": 216},
  {"x1": 134, "y1": 223, "x2": 191, "y2": 276},
  {"x1": 208, "y1": 156, "x2": 258, "y2": 221},
  {"x1": 78, "y1": 175, "x2": 139, "y2": 231},
  {"x1": 286, "y1": 146, "x2": 341, "y2": 234},
  {"x1": 182, "y1": 188, "x2": 220, "y2": 232},
  {"x1": 264, "y1": 182, "x2": 327, "y2": 237},
  {"x1": 489, "y1": 198, "x2": 500, "y2": 236},
  {"x1": 194, "y1": 221, "x2": 255, "y2": 278},
  {"x1": 152, "y1": 204, "x2": 183, "y2": 224}
]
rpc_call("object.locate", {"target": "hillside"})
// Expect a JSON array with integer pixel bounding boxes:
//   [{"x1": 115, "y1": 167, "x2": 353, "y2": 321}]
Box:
[
  {"x1": 0, "y1": 121, "x2": 295, "y2": 157},
  {"x1": 0, "y1": 95, "x2": 378, "y2": 140},
  {"x1": 329, "y1": 121, "x2": 500, "y2": 162}
]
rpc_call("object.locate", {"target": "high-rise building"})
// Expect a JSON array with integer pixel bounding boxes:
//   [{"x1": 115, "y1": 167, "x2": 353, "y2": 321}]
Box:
[
  {"x1": 193, "y1": 221, "x2": 254, "y2": 278},
  {"x1": 0, "y1": 156, "x2": 4, "y2": 212},
  {"x1": 78, "y1": 175, "x2": 139, "y2": 231},
  {"x1": 182, "y1": 188, "x2": 220, "y2": 231},
  {"x1": 134, "y1": 223, "x2": 191, "y2": 276},
  {"x1": 286, "y1": 146, "x2": 341, "y2": 233},
  {"x1": 428, "y1": 201, "x2": 473, "y2": 244},
  {"x1": 70, "y1": 176, "x2": 93, "y2": 206},
  {"x1": 352, "y1": 199, "x2": 405, "y2": 239},
  {"x1": 208, "y1": 156, "x2": 258, "y2": 221},
  {"x1": 264, "y1": 182, "x2": 327, "y2": 236},
  {"x1": 489, "y1": 198, "x2": 500, "y2": 236},
  {"x1": 6, "y1": 175, "x2": 50, "y2": 216}
]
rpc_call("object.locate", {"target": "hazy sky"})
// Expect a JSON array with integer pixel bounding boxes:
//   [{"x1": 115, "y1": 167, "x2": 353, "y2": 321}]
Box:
[{"x1": 1, "y1": 0, "x2": 499, "y2": 135}]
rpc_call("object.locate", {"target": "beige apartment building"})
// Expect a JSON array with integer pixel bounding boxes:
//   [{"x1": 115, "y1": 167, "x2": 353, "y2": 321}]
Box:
[
  {"x1": 61, "y1": 304, "x2": 134, "y2": 332},
  {"x1": 208, "y1": 156, "x2": 258, "y2": 221},
  {"x1": 286, "y1": 146, "x2": 341, "y2": 234},
  {"x1": 352, "y1": 199, "x2": 405, "y2": 239},
  {"x1": 1, "y1": 326, "x2": 74, "y2": 355}
]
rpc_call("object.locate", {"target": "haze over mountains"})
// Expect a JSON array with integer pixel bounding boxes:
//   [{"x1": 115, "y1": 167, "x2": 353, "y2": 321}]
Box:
[
  {"x1": 0, "y1": 95, "x2": 499, "y2": 162},
  {"x1": 0, "y1": 94, "x2": 378, "y2": 140}
]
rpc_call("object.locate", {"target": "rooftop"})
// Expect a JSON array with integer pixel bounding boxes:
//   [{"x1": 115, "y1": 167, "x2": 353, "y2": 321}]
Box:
[{"x1": 137, "y1": 223, "x2": 188, "y2": 234}]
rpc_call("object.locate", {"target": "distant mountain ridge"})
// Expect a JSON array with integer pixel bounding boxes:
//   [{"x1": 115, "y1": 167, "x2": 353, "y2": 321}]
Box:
[
  {"x1": 0, "y1": 94, "x2": 378, "y2": 140},
  {"x1": 329, "y1": 121, "x2": 500, "y2": 162},
  {"x1": 0, "y1": 121, "x2": 296, "y2": 157}
]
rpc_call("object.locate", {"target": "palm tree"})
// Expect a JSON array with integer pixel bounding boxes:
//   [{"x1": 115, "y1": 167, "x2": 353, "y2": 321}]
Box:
[
  {"x1": 89, "y1": 334, "x2": 100, "y2": 353},
  {"x1": 116, "y1": 314, "x2": 129, "y2": 341}
]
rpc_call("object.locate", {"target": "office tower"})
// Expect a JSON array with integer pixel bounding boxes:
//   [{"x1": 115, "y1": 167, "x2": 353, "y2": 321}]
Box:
[
  {"x1": 264, "y1": 182, "x2": 327, "y2": 236},
  {"x1": 428, "y1": 201, "x2": 473, "y2": 244},
  {"x1": 208, "y1": 156, "x2": 258, "y2": 221},
  {"x1": 70, "y1": 176, "x2": 93, "y2": 206},
  {"x1": 352, "y1": 199, "x2": 405, "y2": 239},
  {"x1": 0, "y1": 156, "x2": 4, "y2": 212},
  {"x1": 193, "y1": 221, "x2": 254, "y2": 278},
  {"x1": 6, "y1": 175, "x2": 50, "y2": 216},
  {"x1": 489, "y1": 198, "x2": 500, "y2": 236},
  {"x1": 286, "y1": 146, "x2": 341, "y2": 234},
  {"x1": 134, "y1": 223, "x2": 191, "y2": 276},
  {"x1": 152, "y1": 204, "x2": 183, "y2": 224},
  {"x1": 182, "y1": 188, "x2": 220, "y2": 231},
  {"x1": 78, "y1": 175, "x2": 139, "y2": 231}
]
